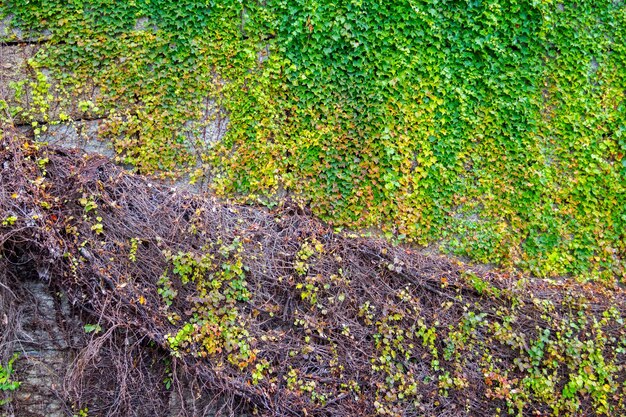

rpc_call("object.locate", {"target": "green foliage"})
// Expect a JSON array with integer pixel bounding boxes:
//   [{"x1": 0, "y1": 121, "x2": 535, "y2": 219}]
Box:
[
  {"x1": 3, "y1": 0, "x2": 625, "y2": 280},
  {"x1": 1, "y1": 215, "x2": 17, "y2": 227},
  {"x1": 3, "y1": 0, "x2": 268, "y2": 177},
  {"x1": 159, "y1": 238, "x2": 254, "y2": 368},
  {"x1": 72, "y1": 407, "x2": 89, "y2": 417},
  {"x1": 281, "y1": 251, "x2": 626, "y2": 415},
  {"x1": 83, "y1": 323, "x2": 102, "y2": 334},
  {"x1": 0, "y1": 353, "x2": 21, "y2": 405},
  {"x1": 1, "y1": 132, "x2": 625, "y2": 415},
  {"x1": 365, "y1": 283, "x2": 626, "y2": 416}
]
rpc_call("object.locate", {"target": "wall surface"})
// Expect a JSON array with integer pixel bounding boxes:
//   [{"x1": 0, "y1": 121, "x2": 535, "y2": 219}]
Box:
[{"x1": 1, "y1": 278, "x2": 75, "y2": 417}]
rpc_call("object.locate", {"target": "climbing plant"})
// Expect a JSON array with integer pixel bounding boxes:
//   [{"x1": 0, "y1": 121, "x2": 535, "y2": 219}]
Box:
[
  {"x1": 0, "y1": 353, "x2": 20, "y2": 406},
  {"x1": 2, "y1": 124, "x2": 626, "y2": 416},
  {"x1": 2, "y1": 0, "x2": 625, "y2": 281}
]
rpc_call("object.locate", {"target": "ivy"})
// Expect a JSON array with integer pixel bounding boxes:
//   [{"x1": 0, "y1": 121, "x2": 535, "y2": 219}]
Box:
[
  {"x1": 0, "y1": 353, "x2": 20, "y2": 406},
  {"x1": 159, "y1": 238, "x2": 254, "y2": 368},
  {"x1": 2, "y1": 0, "x2": 625, "y2": 281}
]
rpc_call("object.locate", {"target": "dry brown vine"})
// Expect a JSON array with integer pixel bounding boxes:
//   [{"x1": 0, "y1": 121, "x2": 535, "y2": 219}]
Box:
[{"x1": 1, "y1": 123, "x2": 625, "y2": 416}]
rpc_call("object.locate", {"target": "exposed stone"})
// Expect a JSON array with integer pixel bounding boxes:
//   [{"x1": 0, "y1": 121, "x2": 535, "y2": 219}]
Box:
[
  {"x1": 0, "y1": 43, "x2": 102, "y2": 124},
  {"x1": 0, "y1": 15, "x2": 51, "y2": 43},
  {"x1": 0, "y1": 275, "x2": 233, "y2": 417},
  {"x1": 190, "y1": 102, "x2": 229, "y2": 146},
  {"x1": 0, "y1": 16, "x2": 23, "y2": 42},
  {"x1": 0, "y1": 44, "x2": 38, "y2": 108},
  {"x1": 37, "y1": 119, "x2": 115, "y2": 158}
]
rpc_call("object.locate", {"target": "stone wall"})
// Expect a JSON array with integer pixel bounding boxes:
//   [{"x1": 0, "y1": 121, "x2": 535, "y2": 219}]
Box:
[
  {"x1": 1, "y1": 278, "x2": 78, "y2": 417},
  {"x1": 0, "y1": 14, "x2": 227, "y2": 160}
]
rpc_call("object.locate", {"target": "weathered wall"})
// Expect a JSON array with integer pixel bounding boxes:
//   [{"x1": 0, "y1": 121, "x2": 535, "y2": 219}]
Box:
[
  {"x1": 1, "y1": 16, "x2": 106, "y2": 154},
  {"x1": 1, "y1": 278, "x2": 76, "y2": 417},
  {"x1": 0, "y1": 25, "x2": 227, "y2": 197},
  {"x1": 1, "y1": 14, "x2": 227, "y2": 160}
]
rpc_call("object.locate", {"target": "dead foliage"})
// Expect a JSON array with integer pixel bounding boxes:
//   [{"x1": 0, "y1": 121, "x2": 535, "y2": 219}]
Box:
[{"x1": 1, "y1": 123, "x2": 625, "y2": 416}]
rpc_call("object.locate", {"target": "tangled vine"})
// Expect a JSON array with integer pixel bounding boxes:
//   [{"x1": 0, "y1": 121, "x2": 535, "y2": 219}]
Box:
[{"x1": 1, "y1": 124, "x2": 625, "y2": 416}]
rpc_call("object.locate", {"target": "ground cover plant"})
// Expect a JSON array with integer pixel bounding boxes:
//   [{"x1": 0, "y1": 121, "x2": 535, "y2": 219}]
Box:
[
  {"x1": 2, "y1": 0, "x2": 626, "y2": 281},
  {"x1": 1, "y1": 124, "x2": 626, "y2": 416}
]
